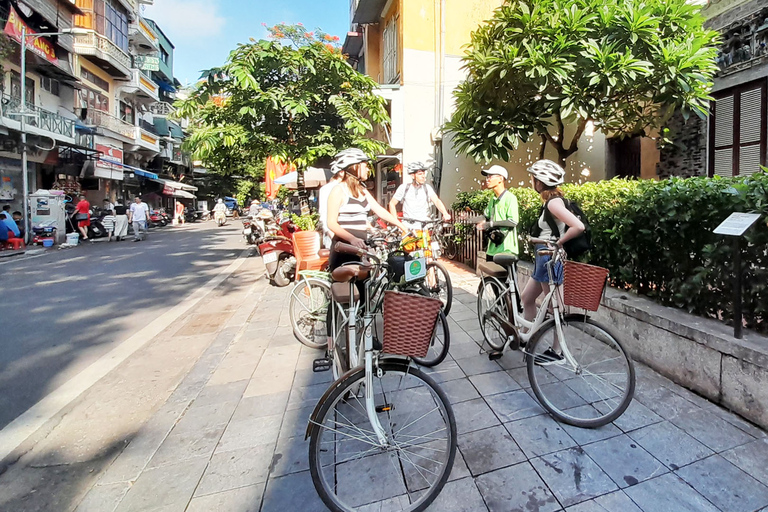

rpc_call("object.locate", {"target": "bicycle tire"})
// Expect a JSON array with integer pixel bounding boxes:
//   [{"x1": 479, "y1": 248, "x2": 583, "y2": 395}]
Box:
[
  {"x1": 526, "y1": 316, "x2": 635, "y2": 428},
  {"x1": 443, "y1": 237, "x2": 457, "y2": 260},
  {"x1": 425, "y1": 261, "x2": 453, "y2": 316},
  {"x1": 476, "y1": 278, "x2": 508, "y2": 350},
  {"x1": 332, "y1": 305, "x2": 351, "y2": 381},
  {"x1": 411, "y1": 309, "x2": 450, "y2": 367},
  {"x1": 289, "y1": 278, "x2": 332, "y2": 349},
  {"x1": 308, "y1": 361, "x2": 457, "y2": 512}
]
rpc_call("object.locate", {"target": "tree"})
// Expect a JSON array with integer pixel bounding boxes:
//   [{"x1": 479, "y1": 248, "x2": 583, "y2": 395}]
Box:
[
  {"x1": 176, "y1": 27, "x2": 389, "y2": 187},
  {"x1": 446, "y1": 0, "x2": 720, "y2": 167}
]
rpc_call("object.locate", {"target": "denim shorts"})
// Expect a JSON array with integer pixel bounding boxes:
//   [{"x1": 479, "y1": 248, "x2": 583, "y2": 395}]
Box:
[{"x1": 532, "y1": 244, "x2": 563, "y2": 284}]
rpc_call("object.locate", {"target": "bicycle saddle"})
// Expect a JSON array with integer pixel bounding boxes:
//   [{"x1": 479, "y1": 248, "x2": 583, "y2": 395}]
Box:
[
  {"x1": 331, "y1": 263, "x2": 372, "y2": 283},
  {"x1": 493, "y1": 253, "x2": 519, "y2": 268},
  {"x1": 477, "y1": 260, "x2": 506, "y2": 278}
]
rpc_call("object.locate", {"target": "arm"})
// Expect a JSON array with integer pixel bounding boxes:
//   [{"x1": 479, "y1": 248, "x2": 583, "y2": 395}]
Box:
[
  {"x1": 547, "y1": 199, "x2": 584, "y2": 247},
  {"x1": 429, "y1": 190, "x2": 451, "y2": 221},
  {"x1": 366, "y1": 191, "x2": 407, "y2": 232},
  {"x1": 388, "y1": 197, "x2": 399, "y2": 218},
  {"x1": 326, "y1": 186, "x2": 365, "y2": 248}
]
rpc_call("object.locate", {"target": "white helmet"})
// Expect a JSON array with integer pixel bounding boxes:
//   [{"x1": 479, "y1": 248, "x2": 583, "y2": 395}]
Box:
[
  {"x1": 331, "y1": 148, "x2": 369, "y2": 174},
  {"x1": 527, "y1": 159, "x2": 565, "y2": 187},
  {"x1": 406, "y1": 162, "x2": 429, "y2": 175},
  {"x1": 217, "y1": 198, "x2": 223, "y2": 204}
]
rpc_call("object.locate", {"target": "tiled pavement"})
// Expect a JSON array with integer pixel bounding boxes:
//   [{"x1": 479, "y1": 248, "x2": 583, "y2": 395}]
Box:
[{"x1": 77, "y1": 263, "x2": 768, "y2": 512}]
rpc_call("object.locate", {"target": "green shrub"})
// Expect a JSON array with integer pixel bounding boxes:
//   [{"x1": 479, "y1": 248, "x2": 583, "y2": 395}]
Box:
[
  {"x1": 291, "y1": 213, "x2": 318, "y2": 231},
  {"x1": 451, "y1": 175, "x2": 768, "y2": 332}
]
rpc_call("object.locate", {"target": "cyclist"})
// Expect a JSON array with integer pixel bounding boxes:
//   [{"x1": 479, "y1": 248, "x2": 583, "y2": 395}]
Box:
[
  {"x1": 388, "y1": 161, "x2": 451, "y2": 229},
  {"x1": 523, "y1": 159, "x2": 585, "y2": 363},
  {"x1": 475, "y1": 165, "x2": 519, "y2": 258},
  {"x1": 317, "y1": 168, "x2": 344, "y2": 249}
]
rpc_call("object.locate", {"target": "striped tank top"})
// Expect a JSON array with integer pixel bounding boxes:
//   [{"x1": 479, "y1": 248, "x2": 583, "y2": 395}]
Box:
[{"x1": 337, "y1": 187, "x2": 370, "y2": 240}]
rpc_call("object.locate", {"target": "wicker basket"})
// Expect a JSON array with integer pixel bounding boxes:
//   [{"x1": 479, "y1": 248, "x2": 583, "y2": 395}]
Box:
[
  {"x1": 382, "y1": 290, "x2": 443, "y2": 358},
  {"x1": 563, "y1": 261, "x2": 609, "y2": 312}
]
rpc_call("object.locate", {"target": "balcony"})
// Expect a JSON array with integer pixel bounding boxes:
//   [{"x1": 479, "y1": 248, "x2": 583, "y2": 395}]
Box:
[
  {"x1": 129, "y1": 16, "x2": 159, "y2": 50},
  {"x1": 149, "y1": 101, "x2": 176, "y2": 116},
  {"x1": 0, "y1": 93, "x2": 75, "y2": 143},
  {"x1": 352, "y1": 0, "x2": 387, "y2": 23},
  {"x1": 134, "y1": 120, "x2": 160, "y2": 153},
  {"x1": 122, "y1": 68, "x2": 159, "y2": 102},
  {"x1": 73, "y1": 30, "x2": 131, "y2": 78},
  {"x1": 86, "y1": 109, "x2": 135, "y2": 140}
]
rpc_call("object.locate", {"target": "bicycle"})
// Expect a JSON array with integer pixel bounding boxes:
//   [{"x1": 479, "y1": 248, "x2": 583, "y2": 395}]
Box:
[
  {"x1": 306, "y1": 242, "x2": 457, "y2": 512},
  {"x1": 429, "y1": 219, "x2": 458, "y2": 260},
  {"x1": 400, "y1": 217, "x2": 453, "y2": 315},
  {"x1": 289, "y1": 270, "x2": 332, "y2": 349},
  {"x1": 476, "y1": 240, "x2": 635, "y2": 428}
]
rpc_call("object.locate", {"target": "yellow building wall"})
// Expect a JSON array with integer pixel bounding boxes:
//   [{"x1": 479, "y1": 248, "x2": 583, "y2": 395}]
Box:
[{"x1": 77, "y1": 57, "x2": 114, "y2": 97}]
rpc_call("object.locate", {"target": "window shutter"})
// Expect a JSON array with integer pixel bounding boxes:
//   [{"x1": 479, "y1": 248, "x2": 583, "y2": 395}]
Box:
[
  {"x1": 713, "y1": 95, "x2": 735, "y2": 177},
  {"x1": 739, "y1": 87, "x2": 763, "y2": 176}
]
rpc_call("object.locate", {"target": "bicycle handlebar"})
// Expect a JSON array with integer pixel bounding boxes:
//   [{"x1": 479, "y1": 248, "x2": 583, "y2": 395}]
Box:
[{"x1": 334, "y1": 241, "x2": 382, "y2": 266}]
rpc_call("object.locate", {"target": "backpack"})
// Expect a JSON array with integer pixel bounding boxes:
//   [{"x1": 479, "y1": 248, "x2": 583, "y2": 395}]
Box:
[{"x1": 535, "y1": 198, "x2": 592, "y2": 258}]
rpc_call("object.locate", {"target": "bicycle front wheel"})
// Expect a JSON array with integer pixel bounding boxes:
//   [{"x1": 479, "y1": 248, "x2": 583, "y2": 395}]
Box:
[
  {"x1": 289, "y1": 278, "x2": 332, "y2": 349},
  {"x1": 308, "y1": 361, "x2": 457, "y2": 512},
  {"x1": 425, "y1": 262, "x2": 453, "y2": 315},
  {"x1": 526, "y1": 316, "x2": 635, "y2": 428}
]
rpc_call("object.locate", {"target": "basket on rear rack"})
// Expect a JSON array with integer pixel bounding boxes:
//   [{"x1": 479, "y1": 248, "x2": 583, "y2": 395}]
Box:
[
  {"x1": 382, "y1": 290, "x2": 442, "y2": 358},
  {"x1": 562, "y1": 261, "x2": 609, "y2": 312}
]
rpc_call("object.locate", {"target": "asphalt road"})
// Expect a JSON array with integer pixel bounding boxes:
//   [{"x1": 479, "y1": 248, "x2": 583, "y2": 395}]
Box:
[{"x1": 0, "y1": 220, "x2": 251, "y2": 430}]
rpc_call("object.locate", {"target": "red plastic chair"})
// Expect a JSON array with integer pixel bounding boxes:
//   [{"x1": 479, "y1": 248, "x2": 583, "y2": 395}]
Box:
[
  {"x1": 4, "y1": 230, "x2": 24, "y2": 250},
  {"x1": 292, "y1": 231, "x2": 329, "y2": 280}
]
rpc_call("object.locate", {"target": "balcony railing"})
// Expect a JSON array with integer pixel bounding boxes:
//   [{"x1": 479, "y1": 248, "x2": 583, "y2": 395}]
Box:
[
  {"x1": 129, "y1": 16, "x2": 159, "y2": 48},
  {"x1": 0, "y1": 93, "x2": 75, "y2": 138},
  {"x1": 86, "y1": 109, "x2": 135, "y2": 139},
  {"x1": 140, "y1": 118, "x2": 159, "y2": 135},
  {"x1": 149, "y1": 101, "x2": 176, "y2": 116},
  {"x1": 73, "y1": 30, "x2": 132, "y2": 75}
]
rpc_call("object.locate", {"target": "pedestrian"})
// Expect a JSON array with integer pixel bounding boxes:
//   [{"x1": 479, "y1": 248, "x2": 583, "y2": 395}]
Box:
[
  {"x1": 74, "y1": 194, "x2": 92, "y2": 243},
  {"x1": 102, "y1": 198, "x2": 115, "y2": 213},
  {"x1": 475, "y1": 165, "x2": 519, "y2": 259},
  {"x1": 128, "y1": 196, "x2": 149, "y2": 242},
  {"x1": 318, "y1": 168, "x2": 344, "y2": 249},
  {"x1": 102, "y1": 209, "x2": 116, "y2": 242},
  {"x1": 1, "y1": 211, "x2": 19, "y2": 238},
  {"x1": 113, "y1": 202, "x2": 129, "y2": 241},
  {"x1": 388, "y1": 162, "x2": 451, "y2": 230},
  {"x1": 175, "y1": 200, "x2": 185, "y2": 225},
  {"x1": 522, "y1": 160, "x2": 585, "y2": 364}
]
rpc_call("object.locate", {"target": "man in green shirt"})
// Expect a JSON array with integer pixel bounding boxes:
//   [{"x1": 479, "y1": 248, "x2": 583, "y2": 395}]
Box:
[{"x1": 476, "y1": 165, "x2": 519, "y2": 256}]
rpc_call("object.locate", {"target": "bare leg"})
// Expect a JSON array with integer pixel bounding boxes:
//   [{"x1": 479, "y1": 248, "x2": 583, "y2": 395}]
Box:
[
  {"x1": 521, "y1": 278, "x2": 545, "y2": 322},
  {"x1": 78, "y1": 226, "x2": 88, "y2": 240}
]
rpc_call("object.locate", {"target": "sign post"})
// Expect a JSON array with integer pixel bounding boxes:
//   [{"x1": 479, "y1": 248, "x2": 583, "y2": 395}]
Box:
[{"x1": 713, "y1": 212, "x2": 762, "y2": 339}]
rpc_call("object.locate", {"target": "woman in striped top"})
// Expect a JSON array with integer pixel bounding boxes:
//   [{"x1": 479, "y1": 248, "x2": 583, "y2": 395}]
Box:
[{"x1": 326, "y1": 149, "x2": 405, "y2": 270}]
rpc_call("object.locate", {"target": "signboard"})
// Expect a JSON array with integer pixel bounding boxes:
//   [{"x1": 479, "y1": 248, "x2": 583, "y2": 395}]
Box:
[
  {"x1": 96, "y1": 144, "x2": 123, "y2": 178},
  {"x1": 405, "y1": 257, "x2": 427, "y2": 282},
  {"x1": 162, "y1": 184, "x2": 175, "y2": 196},
  {"x1": 134, "y1": 55, "x2": 160, "y2": 72},
  {"x1": 4, "y1": 6, "x2": 57, "y2": 63},
  {"x1": 713, "y1": 213, "x2": 761, "y2": 236}
]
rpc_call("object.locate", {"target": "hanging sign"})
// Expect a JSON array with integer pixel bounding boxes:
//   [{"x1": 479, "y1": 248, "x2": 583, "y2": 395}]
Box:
[
  {"x1": 134, "y1": 55, "x2": 160, "y2": 71},
  {"x1": 96, "y1": 144, "x2": 123, "y2": 169},
  {"x1": 713, "y1": 213, "x2": 761, "y2": 237},
  {"x1": 405, "y1": 257, "x2": 427, "y2": 282},
  {"x1": 4, "y1": 6, "x2": 57, "y2": 63}
]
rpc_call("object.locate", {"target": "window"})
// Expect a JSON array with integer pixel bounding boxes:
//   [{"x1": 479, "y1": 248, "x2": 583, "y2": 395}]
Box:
[
  {"x1": 79, "y1": 88, "x2": 109, "y2": 113},
  {"x1": 10, "y1": 72, "x2": 35, "y2": 106},
  {"x1": 382, "y1": 15, "x2": 399, "y2": 84},
  {"x1": 709, "y1": 80, "x2": 767, "y2": 177},
  {"x1": 160, "y1": 47, "x2": 169, "y2": 65},
  {"x1": 81, "y1": 69, "x2": 109, "y2": 92},
  {"x1": 74, "y1": 0, "x2": 94, "y2": 29},
  {"x1": 104, "y1": 1, "x2": 129, "y2": 53},
  {"x1": 41, "y1": 77, "x2": 60, "y2": 96},
  {"x1": 119, "y1": 100, "x2": 134, "y2": 125}
]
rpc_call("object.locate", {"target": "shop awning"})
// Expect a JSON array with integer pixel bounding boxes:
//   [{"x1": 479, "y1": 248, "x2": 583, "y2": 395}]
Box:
[
  {"x1": 150, "y1": 177, "x2": 198, "y2": 191},
  {"x1": 108, "y1": 162, "x2": 158, "y2": 179},
  {"x1": 352, "y1": 0, "x2": 387, "y2": 23},
  {"x1": 343, "y1": 32, "x2": 363, "y2": 56},
  {"x1": 173, "y1": 190, "x2": 196, "y2": 199}
]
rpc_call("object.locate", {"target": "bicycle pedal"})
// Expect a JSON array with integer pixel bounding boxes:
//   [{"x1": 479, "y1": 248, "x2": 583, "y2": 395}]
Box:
[
  {"x1": 313, "y1": 358, "x2": 332, "y2": 372},
  {"x1": 488, "y1": 350, "x2": 504, "y2": 361}
]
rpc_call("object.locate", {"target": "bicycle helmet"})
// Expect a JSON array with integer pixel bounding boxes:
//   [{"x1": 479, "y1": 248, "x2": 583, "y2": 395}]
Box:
[
  {"x1": 527, "y1": 159, "x2": 565, "y2": 187},
  {"x1": 406, "y1": 162, "x2": 429, "y2": 174},
  {"x1": 331, "y1": 148, "x2": 369, "y2": 174}
]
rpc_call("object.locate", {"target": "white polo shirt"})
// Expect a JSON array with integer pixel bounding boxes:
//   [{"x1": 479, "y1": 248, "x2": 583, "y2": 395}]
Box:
[{"x1": 393, "y1": 182, "x2": 436, "y2": 224}]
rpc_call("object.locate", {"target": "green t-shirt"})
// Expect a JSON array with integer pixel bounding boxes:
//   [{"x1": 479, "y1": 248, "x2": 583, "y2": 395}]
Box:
[{"x1": 484, "y1": 190, "x2": 519, "y2": 256}]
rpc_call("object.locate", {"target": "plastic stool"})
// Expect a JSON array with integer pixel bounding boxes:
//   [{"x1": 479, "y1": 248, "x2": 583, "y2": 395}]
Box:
[{"x1": 6, "y1": 238, "x2": 24, "y2": 250}]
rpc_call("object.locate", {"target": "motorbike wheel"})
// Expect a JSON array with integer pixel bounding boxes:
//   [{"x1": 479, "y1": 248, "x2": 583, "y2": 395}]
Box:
[{"x1": 272, "y1": 255, "x2": 294, "y2": 287}]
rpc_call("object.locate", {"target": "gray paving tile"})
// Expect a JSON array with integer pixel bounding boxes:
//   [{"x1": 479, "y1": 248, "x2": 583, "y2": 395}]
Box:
[
  {"x1": 230, "y1": 391, "x2": 290, "y2": 423},
  {"x1": 565, "y1": 490, "x2": 642, "y2": 512},
  {"x1": 628, "y1": 421, "x2": 713, "y2": 470},
  {"x1": 278, "y1": 405, "x2": 315, "y2": 440},
  {"x1": 195, "y1": 443, "x2": 274, "y2": 496},
  {"x1": 475, "y1": 462, "x2": 559, "y2": 512},
  {"x1": 669, "y1": 407, "x2": 755, "y2": 452},
  {"x1": 449, "y1": 449, "x2": 471, "y2": 482},
  {"x1": 440, "y1": 377, "x2": 481, "y2": 404},
  {"x1": 74, "y1": 483, "x2": 129, "y2": 512},
  {"x1": 286, "y1": 382, "x2": 328, "y2": 410},
  {"x1": 186, "y1": 484, "x2": 264, "y2": 512},
  {"x1": 496, "y1": 351, "x2": 527, "y2": 370},
  {"x1": 193, "y1": 380, "x2": 249, "y2": 408},
  {"x1": 419, "y1": 476, "x2": 488, "y2": 512},
  {"x1": 581, "y1": 434, "x2": 666, "y2": 489},
  {"x1": 115, "y1": 459, "x2": 208, "y2": 512},
  {"x1": 634, "y1": 385, "x2": 699, "y2": 423},
  {"x1": 676, "y1": 454, "x2": 768, "y2": 512},
  {"x1": 455, "y1": 354, "x2": 502, "y2": 376},
  {"x1": 292, "y1": 367, "x2": 334, "y2": 387},
  {"x1": 148, "y1": 426, "x2": 224, "y2": 468},
  {"x1": 722, "y1": 438, "x2": 768, "y2": 487},
  {"x1": 449, "y1": 340, "x2": 484, "y2": 359},
  {"x1": 452, "y1": 398, "x2": 501, "y2": 435},
  {"x1": 458, "y1": 425, "x2": 525, "y2": 476},
  {"x1": 505, "y1": 414, "x2": 577, "y2": 458},
  {"x1": 423, "y1": 359, "x2": 466, "y2": 383},
  {"x1": 507, "y1": 366, "x2": 533, "y2": 388},
  {"x1": 531, "y1": 447, "x2": 618, "y2": 508},
  {"x1": 601, "y1": 399, "x2": 662, "y2": 433},
  {"x1": 270, "y1": 435, "x2": 309, "y2": 477},
  {"x1": 215, "y1": 414, "x2": 282, "y2": 453},
  {"x1": 171, "y1": 401, "x2": 237, "y2": 435},
  {"x1": 624, "y1": 473, "x2": 719, "y2": 512},
  {"x1": 260, "y1": 470, "x2": 328, "y2": 512},
  {"x1": 469, "y1": 371, "x2": 521, "y2": 396},
  {"x1": 559, "y1": 409, "x2": 623, "y2": 446},
  {"x1": 485, "y1": 389, "x2": 545, "y2": 423},
  {"x1": 335, "y1": 451, "x2": 408, "y2": 507}
]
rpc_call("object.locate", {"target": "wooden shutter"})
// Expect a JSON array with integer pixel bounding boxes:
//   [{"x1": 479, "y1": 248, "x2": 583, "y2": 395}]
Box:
[{"x1": 713, "y1": 95, "x2": 734, "y2": 177}]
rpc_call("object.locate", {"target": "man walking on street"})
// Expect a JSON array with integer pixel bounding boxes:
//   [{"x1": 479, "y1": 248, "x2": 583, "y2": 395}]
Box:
[
  {"x1": 476, "y1": 165, "x2": 519, "y2": 257},
  {"x1": 129, "y1": 196, "x2": 149, "y2": 242},
  {"x1": 389, "y1": 162, "x2": 451, "y2": 229}
]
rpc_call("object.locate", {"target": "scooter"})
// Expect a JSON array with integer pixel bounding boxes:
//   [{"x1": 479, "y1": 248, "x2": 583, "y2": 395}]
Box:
[
  {"x1": 258, "y1": 218, "x2": 300, "y2": 287},
  {"x1": 242, "y1": 216, "x2": 258, "y2": 245},
  {"x1": 214, "y1": 210, "x2": 227, "y2": 226}
]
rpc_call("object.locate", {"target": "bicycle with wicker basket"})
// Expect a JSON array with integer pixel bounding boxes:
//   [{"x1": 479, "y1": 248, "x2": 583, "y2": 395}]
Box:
[
  {"x1": 476, "y1": 238, "x2": 635, "y2": 428},
  {"x1": 305, "y1": 242, "x2": 457, "y2": 512}
]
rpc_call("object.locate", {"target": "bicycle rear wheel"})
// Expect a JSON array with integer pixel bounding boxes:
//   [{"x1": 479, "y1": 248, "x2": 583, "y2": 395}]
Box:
[
  {"x1": 308, "y1": 361, "x2": 457, "y2": 512},
  {"x1": 526, "y1": 316, "x2": 635, "y2": 428},
  {"x1": 289, "y1": 278, "x2": 331, "y2": 349},
  {"x1": 477, "y1": 278, "x2": 508, "y2": 350},
  {"x1": 425, "y1": 262, "x2": 453, "y2": 316},
  {"x1": 411, "y1": 310, "x2": 450, "y2": 367}
]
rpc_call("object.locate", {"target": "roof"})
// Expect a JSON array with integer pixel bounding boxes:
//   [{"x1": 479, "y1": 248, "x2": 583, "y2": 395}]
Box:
[{"x1": 144, "y1": 18, "x2": 175, "y2": 49}]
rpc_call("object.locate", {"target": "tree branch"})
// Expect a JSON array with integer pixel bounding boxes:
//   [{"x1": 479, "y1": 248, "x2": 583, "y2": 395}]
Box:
[
  {"x1": 539, "y1": 132, "x2": 547, "y2": 159},
  {"x1": 555, "y1": 111, "x2": 565, "y2": 145},
  {"x1": 567, "y1": 118, "x2": 589, "y2": 153}
]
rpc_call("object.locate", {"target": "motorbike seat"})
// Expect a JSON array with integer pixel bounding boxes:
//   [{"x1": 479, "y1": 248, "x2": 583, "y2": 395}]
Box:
[
  {"x1": 331, "y1": 263, "x2": 371, "y2": 283},
  {"x1": 331, "y1": 282, "x2": 360, "y2": 305},
  {"x1": 477, "y1": 259, "x2": 507, "y2": 278}
]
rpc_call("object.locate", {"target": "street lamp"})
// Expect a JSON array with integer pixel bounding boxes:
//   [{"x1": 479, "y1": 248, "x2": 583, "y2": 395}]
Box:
[{"x1": 18, "y1": 26, "x2": 89, "y2": 244}]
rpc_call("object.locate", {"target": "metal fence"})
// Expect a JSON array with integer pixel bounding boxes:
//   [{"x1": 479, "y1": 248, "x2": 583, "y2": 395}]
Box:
[{"x1": 449, "y1": 209, "x2": 486, "y2": 270}]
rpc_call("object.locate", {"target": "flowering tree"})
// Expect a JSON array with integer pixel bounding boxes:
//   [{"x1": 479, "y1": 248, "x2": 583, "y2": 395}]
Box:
[{"x1": 264, "y1": 22, "x2": 341, "y2": 52}]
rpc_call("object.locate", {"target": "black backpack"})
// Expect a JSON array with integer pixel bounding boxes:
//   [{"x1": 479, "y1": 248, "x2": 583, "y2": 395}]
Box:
[{"x1": 535, "y1": 198, "x2": 592, "y2": 258}]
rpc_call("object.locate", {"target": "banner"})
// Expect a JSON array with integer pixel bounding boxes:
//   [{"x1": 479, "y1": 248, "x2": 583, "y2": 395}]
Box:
[
  {"x1": 96, "y1": 144, "x2": 123, "y2": 169},
  {"x1": 265, "y1": 157, "x2": 293, "y2": 200},
  {"x1": 4, "y1": 6, "x2": 57, "y2": 63},
  {"x1": 134, "y1": 55, "x2": 160, "y2": 72}
]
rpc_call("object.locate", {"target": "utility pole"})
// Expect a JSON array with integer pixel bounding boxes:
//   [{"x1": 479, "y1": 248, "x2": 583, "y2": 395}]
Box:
[{"x1": 20, "y1": 25, "x2": 29, "y2": 244}]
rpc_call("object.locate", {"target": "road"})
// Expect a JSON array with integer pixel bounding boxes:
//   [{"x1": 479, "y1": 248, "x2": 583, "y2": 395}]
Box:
[{"x1": 0, "y1": 220, "x2": 249, "y2": 431}]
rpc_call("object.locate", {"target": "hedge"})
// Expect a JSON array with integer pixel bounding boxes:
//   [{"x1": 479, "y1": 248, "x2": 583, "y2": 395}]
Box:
[{"x1": 452, "y1": 174, "x2": 768, "y2": 333}]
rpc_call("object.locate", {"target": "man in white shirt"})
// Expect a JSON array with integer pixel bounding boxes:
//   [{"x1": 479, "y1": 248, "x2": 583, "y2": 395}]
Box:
[
  {"x1": 128, "y1": 196, "x2": 149, "y2": 241},
  {"x1": 318, "y1": 170, "x2": 343, "y2": 248},
  {"x1": 389, "y1": 162, "x2": 451, "y2": 229}
]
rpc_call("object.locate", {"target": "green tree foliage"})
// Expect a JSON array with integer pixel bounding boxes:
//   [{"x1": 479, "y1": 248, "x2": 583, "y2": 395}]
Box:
[
  {"x1": 447, "y1": 0, "x2": 720, "y2": 167},
  {"x1": 176, "y1": 26, "x2": 389, "y2": 188}
]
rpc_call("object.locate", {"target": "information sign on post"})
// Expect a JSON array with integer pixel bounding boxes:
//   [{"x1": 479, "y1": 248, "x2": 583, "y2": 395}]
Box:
[{"x1": 713, "y1": 212, "x2": 762, "y2": 339}]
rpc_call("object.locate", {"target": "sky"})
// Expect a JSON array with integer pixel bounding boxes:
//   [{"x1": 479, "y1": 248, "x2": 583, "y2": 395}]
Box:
[{"x1": 141, "y1": 0, "x2": 351, "y2": 86}]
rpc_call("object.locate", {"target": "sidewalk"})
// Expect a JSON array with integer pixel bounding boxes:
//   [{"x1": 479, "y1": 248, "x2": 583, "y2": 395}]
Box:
[{"x1": 73, "y1": 262, "x2": 768, "y2": 512}]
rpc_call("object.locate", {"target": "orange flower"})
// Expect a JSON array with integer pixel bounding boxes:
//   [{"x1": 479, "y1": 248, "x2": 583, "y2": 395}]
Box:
[{"x1": 332, "y1": 35, "x2": 340, "y2": 41}]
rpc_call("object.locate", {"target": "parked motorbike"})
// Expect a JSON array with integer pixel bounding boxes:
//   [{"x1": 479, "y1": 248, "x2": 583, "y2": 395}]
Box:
[
  {"x1": 242, "y1": 217, "x2": 259, "y2": 245},
  {"x1": 258, "y1": 218, "x2": 300, "y2": 287},
  {"x1": 184, "y1": 208, "x2": 201, "y2": 223}
]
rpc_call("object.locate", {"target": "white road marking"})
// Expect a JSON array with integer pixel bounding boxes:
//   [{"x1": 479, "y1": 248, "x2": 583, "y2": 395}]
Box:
[{"x1": 0, "y1": 249, "x2": 252, "y2": 462}]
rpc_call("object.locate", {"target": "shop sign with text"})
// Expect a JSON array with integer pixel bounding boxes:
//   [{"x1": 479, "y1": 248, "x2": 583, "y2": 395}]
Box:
[
  {"x1": 4, "y1": 6, "x2": 57, "y2": 63},
  {"x1": 96, "y1": 144, "x2": 123, "y2": 169}
]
